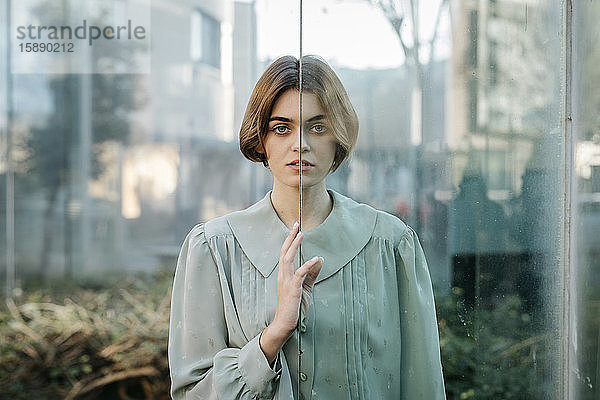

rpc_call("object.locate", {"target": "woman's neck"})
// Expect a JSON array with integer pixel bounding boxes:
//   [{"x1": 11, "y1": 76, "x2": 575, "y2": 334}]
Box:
[{"x1": 270, "y1": 182, "x2": 332, "y2": 232}]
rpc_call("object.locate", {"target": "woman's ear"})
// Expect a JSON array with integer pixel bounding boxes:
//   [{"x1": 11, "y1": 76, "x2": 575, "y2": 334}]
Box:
[
  {"x1": 255, "y1": 145, "x2": 269, "y2": 168},
  {"x1": 329, "y1": 143, "x2": 344, "y2": 172},
  {"x1": 255, "y1": 135, "x2": 266, "y2": 155}
]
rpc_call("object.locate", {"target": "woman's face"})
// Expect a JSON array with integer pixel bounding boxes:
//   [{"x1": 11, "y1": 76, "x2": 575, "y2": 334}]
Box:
[{"x1": 263, "y1": 89, "x2": 338, "y2": 189}]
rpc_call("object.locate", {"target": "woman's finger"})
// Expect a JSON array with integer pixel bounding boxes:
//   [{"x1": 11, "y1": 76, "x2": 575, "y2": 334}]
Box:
[
  {"x1": 295, "y1": 256, "x2": 322, "y2": 281},
  {"x1": 280, "y1": 221, "x2": 300, "y2": 258},
  {"x1": 303, "y1": 257, "x2": 323, "y2": 287},
  {"x1": 283, "y1": 230, "x2": 304, "y2": 263}
]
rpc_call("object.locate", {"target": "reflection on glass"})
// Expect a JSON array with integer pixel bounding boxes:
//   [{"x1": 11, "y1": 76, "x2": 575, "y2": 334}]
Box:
[{"x1": 302, "y1": 0, "x2": 562, "y2": 398}]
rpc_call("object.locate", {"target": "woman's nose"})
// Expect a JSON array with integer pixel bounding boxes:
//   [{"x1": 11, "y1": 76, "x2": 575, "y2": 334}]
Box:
[{"x1": 291, "y1": 131, "x2": 310, "y2": 152}]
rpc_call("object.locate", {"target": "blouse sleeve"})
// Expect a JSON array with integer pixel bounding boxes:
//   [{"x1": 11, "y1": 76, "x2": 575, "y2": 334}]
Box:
[
  {"x1": 396, "y1": 227, "x2": 446, "y2": 399},
  {"x1": 168, "y1": 224, "x2": 281, "y2": 400}
]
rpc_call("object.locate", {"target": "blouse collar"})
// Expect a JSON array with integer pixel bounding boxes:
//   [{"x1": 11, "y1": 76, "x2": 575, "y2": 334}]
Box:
[{"x1": 226, "y1": 189, "x2": 377, "y2": 284}]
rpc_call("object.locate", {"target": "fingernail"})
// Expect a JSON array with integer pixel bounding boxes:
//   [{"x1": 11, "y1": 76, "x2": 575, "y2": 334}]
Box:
[
  {"x1": 293, "y1": 221, "x2": 299, "y2": 228},
  {"x1": 318, "y1": 256, "x2": 324, "y2": 263}
]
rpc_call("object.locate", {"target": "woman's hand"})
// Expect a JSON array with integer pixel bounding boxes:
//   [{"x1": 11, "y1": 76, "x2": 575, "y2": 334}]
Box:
[
  {"x1": 259, "y1": 221, "x2": 323, "y2": 365},
  {"x1": 273, "y1": 221, "x2": 323, "y2": 333}
]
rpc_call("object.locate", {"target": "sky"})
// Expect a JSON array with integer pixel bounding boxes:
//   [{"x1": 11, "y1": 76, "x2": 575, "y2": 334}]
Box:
[{"x1": 254, "y1": 0, "x2": 450, "y2": 69}]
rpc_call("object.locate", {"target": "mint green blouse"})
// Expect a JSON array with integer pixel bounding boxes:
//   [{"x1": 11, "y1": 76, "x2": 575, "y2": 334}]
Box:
[{"x1": 168, "y1": 190, "x2": 446, "y2": 399}]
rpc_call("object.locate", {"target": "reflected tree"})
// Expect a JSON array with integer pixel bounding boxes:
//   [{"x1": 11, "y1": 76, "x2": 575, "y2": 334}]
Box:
[
  {"x1": 367, "y1": 0, "x2": 449, "y2": 230},
  {"x1": 449, "y1": 172, "x2": 507, "y2": 309},
  {"x1": 368, "y1": 0, "x2": 448, "y2": 88}
]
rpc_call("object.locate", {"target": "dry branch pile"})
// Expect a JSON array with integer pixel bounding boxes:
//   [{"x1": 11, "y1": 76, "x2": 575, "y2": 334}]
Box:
[{"x1": 0, "y1": 275, "x2": 172, "y2": 400}]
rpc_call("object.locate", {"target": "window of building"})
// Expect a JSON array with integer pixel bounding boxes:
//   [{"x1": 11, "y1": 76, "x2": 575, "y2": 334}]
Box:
[{"x1": 190, "y1": 8, "x2": 221, "y2": 68}]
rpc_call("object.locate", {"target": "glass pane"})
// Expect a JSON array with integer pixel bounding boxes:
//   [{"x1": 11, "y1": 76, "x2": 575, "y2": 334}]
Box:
[
  {"x1": 300, "y1": 0, "x2": 563, "y2": 398},
  {"x1": 0, "y1": 0, "x2": 588, "y2": 399},
  {"x1": 0, "y1": 0, "x2": 300, "y2": 398}
]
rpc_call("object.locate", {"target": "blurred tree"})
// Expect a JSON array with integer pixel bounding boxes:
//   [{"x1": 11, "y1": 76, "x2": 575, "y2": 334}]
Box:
[
  {"x1": 23, "y1": 74, "x2": 144, "y2": 279},
  {"x1": 18, "y1": 2, "x2": 147, "y2": 279}
]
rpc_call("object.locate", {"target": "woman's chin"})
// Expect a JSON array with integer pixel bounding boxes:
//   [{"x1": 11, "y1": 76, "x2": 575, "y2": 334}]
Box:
[
  {"x1": 300, "y1": 180, "x2": 327, "y2": 191},
  {"x1": 274, "y1": 176, "x2": 325, "y2": 190}
]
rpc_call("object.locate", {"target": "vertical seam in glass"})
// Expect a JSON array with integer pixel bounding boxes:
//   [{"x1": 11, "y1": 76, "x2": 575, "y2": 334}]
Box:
[
  {"x1": 299, "y1": 0, "x2": 303, "y2": 235},
  {"x1": 298, "y1": 0, "x2": 303, "y2": 396},
  {"x1": 561, "y1": 0, "x2": 575, "y2": 398}
]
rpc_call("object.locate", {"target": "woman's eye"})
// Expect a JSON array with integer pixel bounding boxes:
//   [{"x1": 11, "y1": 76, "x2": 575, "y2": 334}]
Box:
[
  {"x1": 272, "y1": 125, "x2": 290, "y2": 135},
  {"x1": 311, "y1": 124, "x2": 327, "y2": 134}
]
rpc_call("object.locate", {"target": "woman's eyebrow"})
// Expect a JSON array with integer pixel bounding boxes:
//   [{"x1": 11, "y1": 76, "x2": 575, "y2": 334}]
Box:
[
  {"x1": 269, "y1": 116, "x2": 292, "y2": 122},
  {"x1": 268, "y1": 114, "x2": 325, "y2": 123},
  {"x1": 305, "y1": 114, "x2": 326, "y2": 123}
]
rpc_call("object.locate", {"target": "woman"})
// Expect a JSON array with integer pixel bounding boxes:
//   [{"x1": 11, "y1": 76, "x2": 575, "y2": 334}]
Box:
[{"x1": 168, "y1": 55, "x2": 445, "y2": 399}]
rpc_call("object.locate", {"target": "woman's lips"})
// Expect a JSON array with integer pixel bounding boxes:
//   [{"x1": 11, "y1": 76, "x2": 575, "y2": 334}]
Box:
[{"x1": 287, "y1": 161, "x2": 314, "y2": 171}]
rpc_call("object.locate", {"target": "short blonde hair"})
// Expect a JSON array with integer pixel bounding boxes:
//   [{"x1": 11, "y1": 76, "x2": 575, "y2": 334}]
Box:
[{"x1": 239, "y1": 55, "x2": 359, "y2": 172}]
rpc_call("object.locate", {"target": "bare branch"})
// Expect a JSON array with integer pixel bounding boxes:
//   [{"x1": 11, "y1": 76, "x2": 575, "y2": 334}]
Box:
[
  {"x1": 368, "y1": 0, "x2": 411, "y2": 59},
  {"x1": 427, "y1": 0, "x2": 449, "y2": 69}
]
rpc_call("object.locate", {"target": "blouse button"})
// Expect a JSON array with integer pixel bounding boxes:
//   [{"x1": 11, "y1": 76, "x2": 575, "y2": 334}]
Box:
[
  {"x1": 300, "y1": 323, "x2": 307, "y2": 333},
  {"x1": 300, "y1": 372, "x2": 308, "y2": 382}
]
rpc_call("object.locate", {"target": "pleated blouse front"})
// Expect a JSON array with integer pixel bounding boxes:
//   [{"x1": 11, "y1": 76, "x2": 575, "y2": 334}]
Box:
[{"x1": 168, "y1": 190, "x2": 446, "y2": 400}]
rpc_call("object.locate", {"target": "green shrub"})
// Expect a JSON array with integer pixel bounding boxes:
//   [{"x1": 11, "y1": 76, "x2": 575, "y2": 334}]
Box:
[
  {"x1": 438, "y1": 290, "x2": 558, "y2": 399},
  {"x1": 0, "y1": 272, "x2": 559, "y2": 399},
  {"x1": 0, "y1": 271, "x2": 172, "y2": 399}
]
